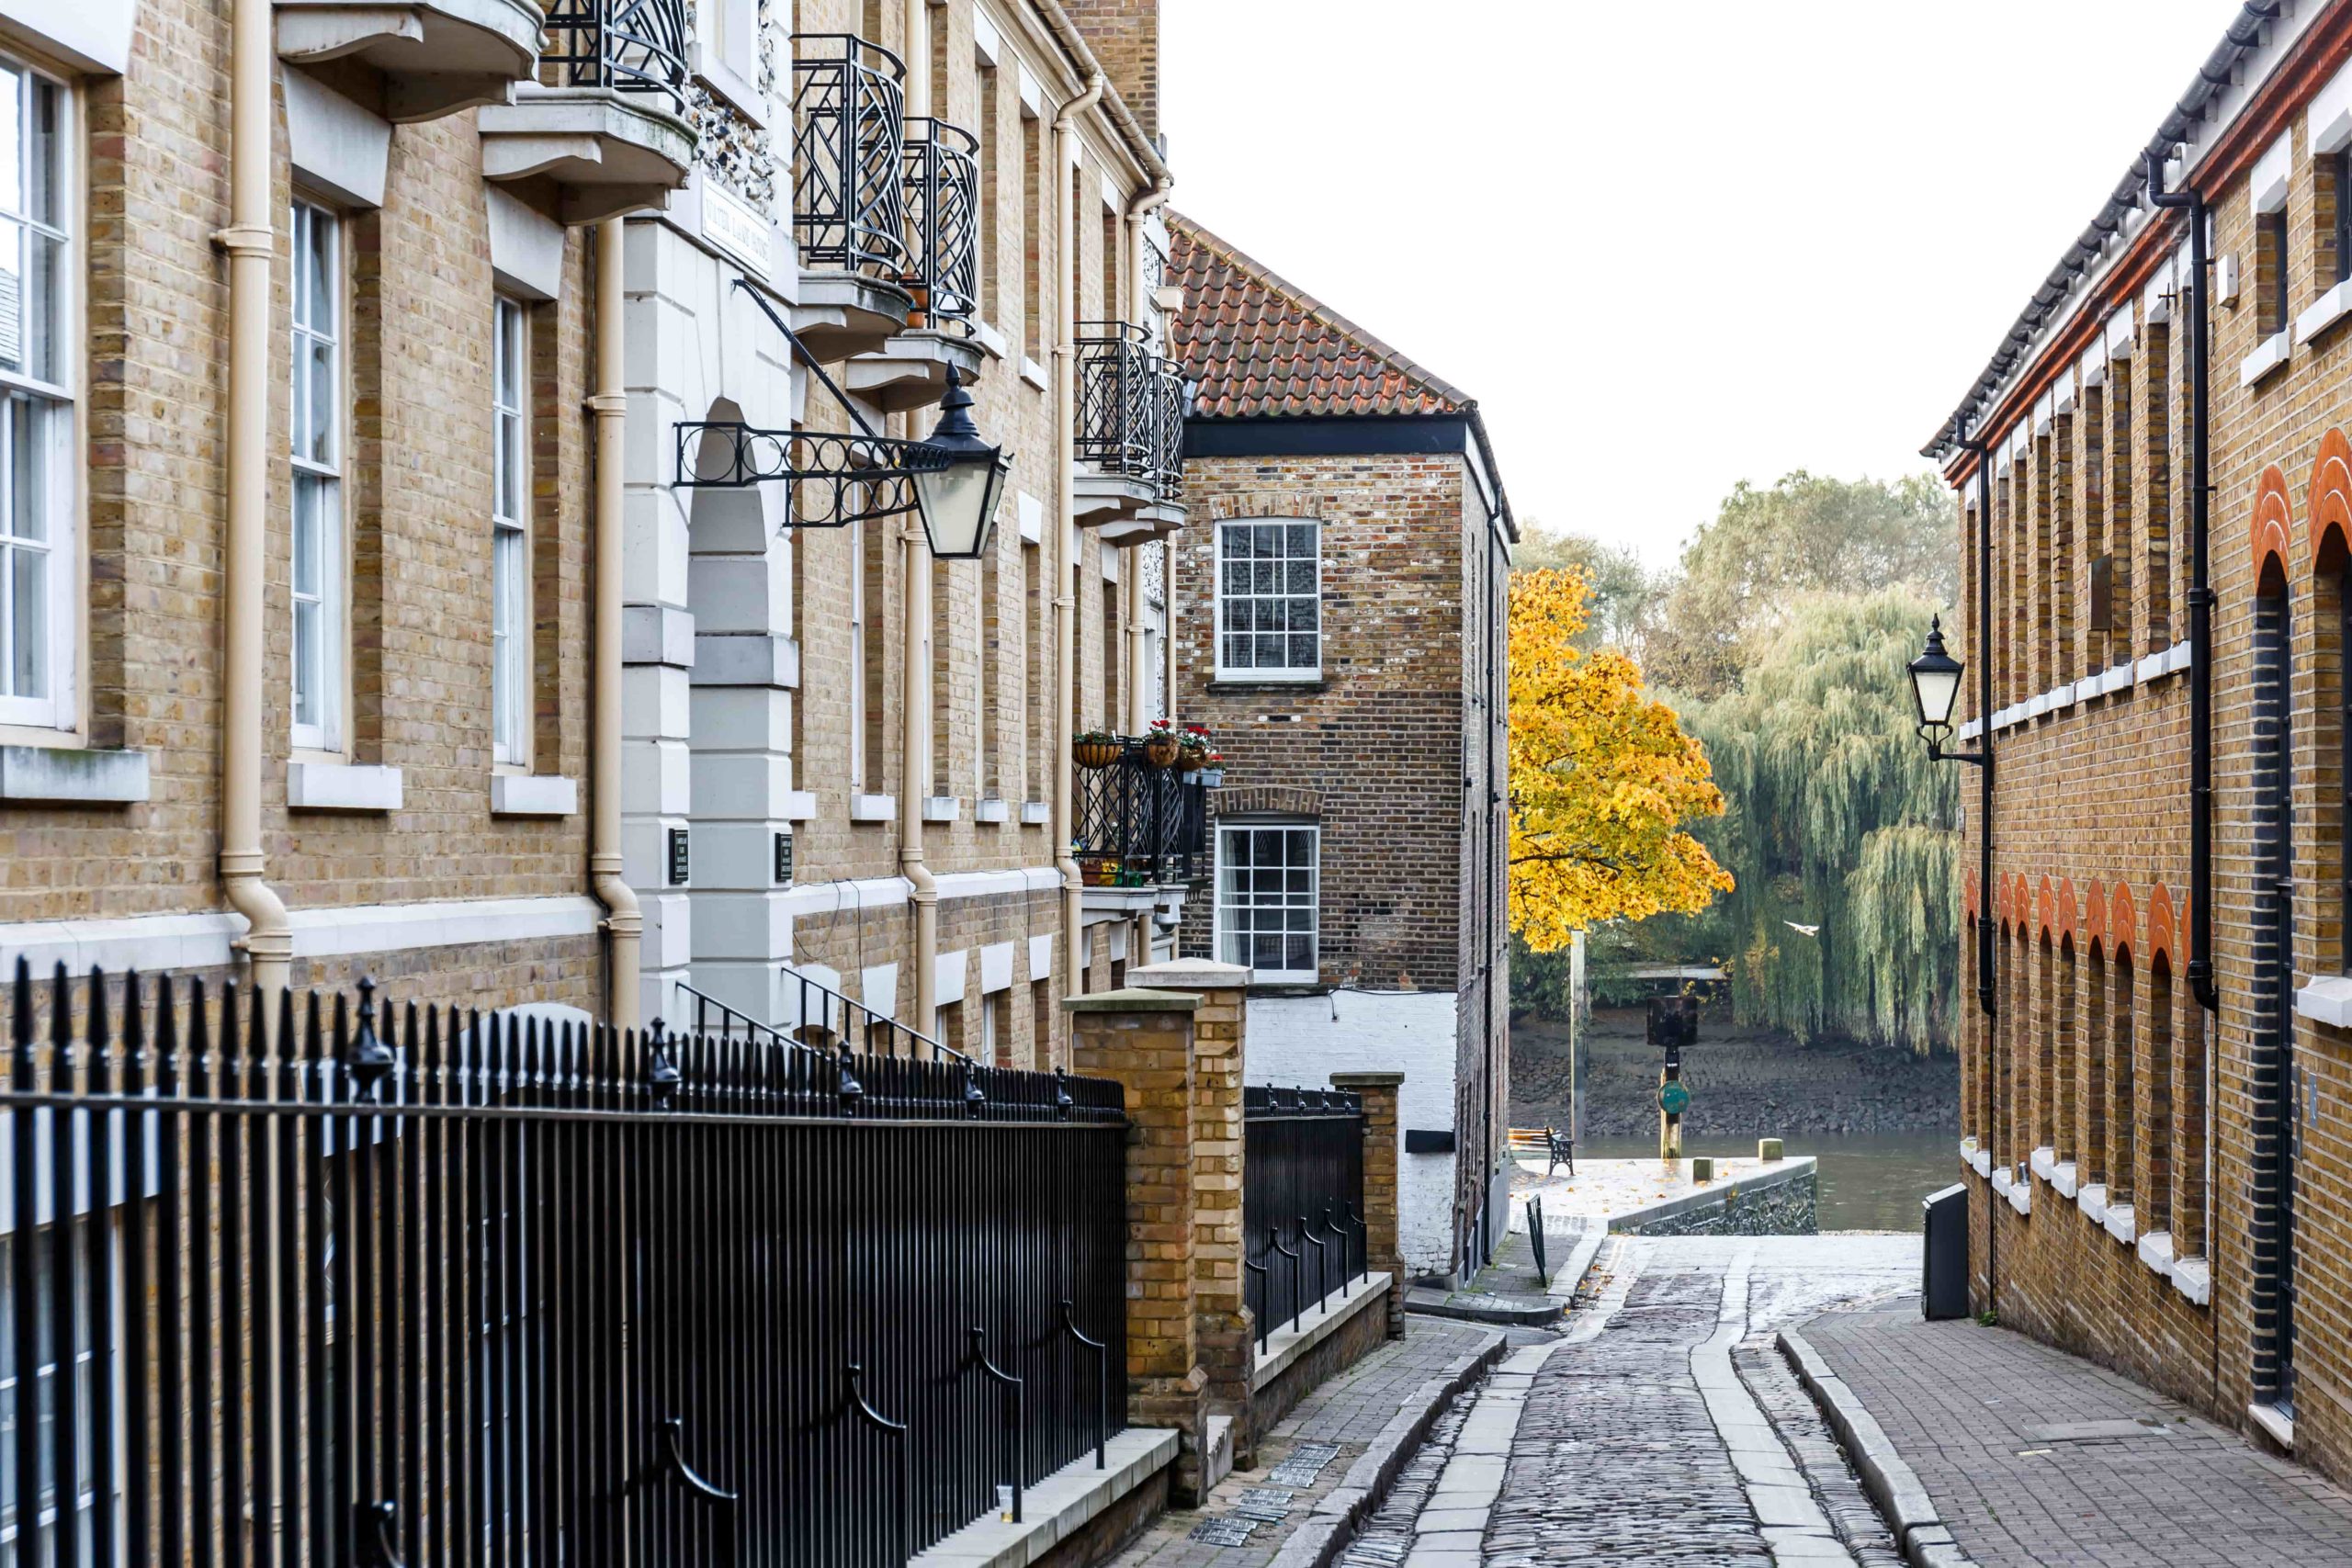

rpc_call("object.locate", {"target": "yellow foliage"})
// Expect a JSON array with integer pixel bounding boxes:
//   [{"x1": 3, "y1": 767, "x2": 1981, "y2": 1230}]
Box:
[{"x1": 1509, "y1": 567, "x2": 1733, "y2": 952}]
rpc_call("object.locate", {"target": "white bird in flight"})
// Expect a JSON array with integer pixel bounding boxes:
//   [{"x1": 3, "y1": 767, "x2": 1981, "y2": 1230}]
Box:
[{"x1": 1784, "y1": 921, "x2": 1821, "y2": 937}]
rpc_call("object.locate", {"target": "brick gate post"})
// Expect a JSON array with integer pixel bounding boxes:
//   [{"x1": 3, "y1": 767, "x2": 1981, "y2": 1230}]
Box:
[
  {"x1": 1065, "y1": 987, "x2": 1213, "y2": 1503},
  {"x1": 1331, "y1": 1071, "x2": 1408, "y2": 1337}
]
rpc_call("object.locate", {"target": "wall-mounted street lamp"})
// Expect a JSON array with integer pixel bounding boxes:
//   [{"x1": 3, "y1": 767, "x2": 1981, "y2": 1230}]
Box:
[
  {"x1": 674, "y1": 280, "x2": 1011, "y2": 558},
  {"x1": 1907, "y1": 616, "x2": 1982, "y2": 768}
]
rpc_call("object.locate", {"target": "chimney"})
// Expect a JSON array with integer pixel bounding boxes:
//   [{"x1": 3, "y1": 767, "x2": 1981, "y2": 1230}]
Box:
[{"x1": 1062, "y1": 0, "x2": 1159, "y2": 144}]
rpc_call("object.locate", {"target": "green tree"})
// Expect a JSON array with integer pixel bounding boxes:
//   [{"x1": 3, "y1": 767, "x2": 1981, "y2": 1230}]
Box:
[
  {"x1": 1511, "y1": 523, "x2": 1657, "y2": 654},
  {"x1": 1645, "y1": 472, "x2": 1958, "y2": 698},
  {"x1": 1683, "y1": 590, "x2": 1960, "y2": 1052}
]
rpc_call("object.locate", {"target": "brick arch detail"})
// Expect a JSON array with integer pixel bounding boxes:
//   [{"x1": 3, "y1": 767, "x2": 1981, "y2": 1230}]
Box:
[
  {"x1": 2312, "y1": 430, "x2": 2352, "y2": 567},
  {"x1": 2012, "y1": 874, "x2": 2031, "y2": 929},
  {"x1": 2083, "y1": 878, "x2": 2107, "y2": 943},
  {"x1": 2253, "y1": 464, "x2": 2294, "y2": 583},
  {"x1": 2055, "y1": 878, "x2": 2078, "y2": 940},
  {"x1": 2146, "y1": 883, "x2": 2179, "y2": 964},
  {"x1": 2108, "y1": 880, "x2": 2138, "y2": 958},
  {"x1": 2037, "y1": 876, "x2": 2056, "y2": 937},
  {"x1": 1201, "y1": 491, "x2": 1326, "y2": 525},
  {"x1": 1207, "y1": 784, "x2": 1324, "y2": 820},
  {"x1": 1963, "y1": 868, "x2": 1979, "y2": 919}
]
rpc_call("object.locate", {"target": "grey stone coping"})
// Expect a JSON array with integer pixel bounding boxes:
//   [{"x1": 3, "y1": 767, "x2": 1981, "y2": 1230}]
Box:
[
  {"x1": 1250, "y1": 1273, "x2": 1393, "y2": 1393},
  {"x1": 1603, "y1": 1156, "x2": 1817, "y2": 1233},
  {"x1": 909, "y1": 1424, "x2": 1182, "y2": 1566},
  {"x1": 1127, "y1": 958, "x2": 1251, "y2": 989},
  {"x1": 1060, "y1": 987, "x2": 1200, "y2": 1014},
  {"x1": 1329, "y1": 1070, "x2": 1404, "y2": 1088}
]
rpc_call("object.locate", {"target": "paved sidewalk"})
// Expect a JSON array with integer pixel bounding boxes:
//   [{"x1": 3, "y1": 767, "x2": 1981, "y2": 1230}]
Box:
[
  {"x1": 1109, "y1": 1316, "x2": 1498, "y2": 1566},
  {"x1": 1800, "y1": 1298, "x2": 2352, "y2": 1566}
]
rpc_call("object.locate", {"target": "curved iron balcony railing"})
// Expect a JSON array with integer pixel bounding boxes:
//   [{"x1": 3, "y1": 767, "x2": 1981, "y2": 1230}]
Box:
[
  {"x1": 1077, "y1": 321, "x2": 1187, "y2": 503},
  {"x1": 903, "y1": 116, "x2": 979, "y2": 331},
  {"x1": 1073, "y1": 739, "x2": 1211, "y2": 886},
  {"x1": 793, "y1": 33, "x2": 910, "y2": 280},
  {"x1": 539, "y1": 0, "x2": 689, "y2": 112}
]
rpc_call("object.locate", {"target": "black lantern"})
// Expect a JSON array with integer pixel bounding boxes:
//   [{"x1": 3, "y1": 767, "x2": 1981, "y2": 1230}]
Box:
[
  {"x1": 1907, "y1": 616, "x2": 1982, "y2": 766},
  {"x1": 909, "y1": 367, "x2": 1012, "y2": 559}
]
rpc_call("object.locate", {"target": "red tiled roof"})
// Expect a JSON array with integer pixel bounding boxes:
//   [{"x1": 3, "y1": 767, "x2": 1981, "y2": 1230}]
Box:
[{"x1": 1169, "y1": 212, "x2": 1472, "y2": 420}]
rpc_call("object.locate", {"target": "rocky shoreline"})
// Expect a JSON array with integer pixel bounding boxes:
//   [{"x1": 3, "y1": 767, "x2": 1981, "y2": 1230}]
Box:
[{"x1": 1510, "y1": 1007, "x2": 1960, "y2": 1140}]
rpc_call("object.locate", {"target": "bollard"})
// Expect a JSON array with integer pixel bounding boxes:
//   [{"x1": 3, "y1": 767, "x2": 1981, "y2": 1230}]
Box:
[
  {"x1": 1691, "y1": 1156, "x2": 1715, "y2": 1183},
  {"x1": 1758, "y1": 1137, "x2": 1783, "y2": 1162}
]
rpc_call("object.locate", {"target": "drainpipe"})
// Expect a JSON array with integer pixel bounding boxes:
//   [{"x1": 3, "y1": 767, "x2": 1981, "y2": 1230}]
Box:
[
  {"x1": 217, "y1": 0, "x2": 291, "y2": 998},
  {"x1": 590, "y1": 218, "x2": 643, "y2": 1027},
  {"x1": 1055, "y1": 73, "x2": 1107, "y2": 1021},
  {"x1": 900, "y1": 0, "x2": 941, "y2": 1042},
  {"x1": 1957, "y1": 423, "x2": 1998, "y2": 1315},
  {"x1": 1123, "y1": 178, "x2": 1173, "y2": 968},
  {"x1": 2148, "y1": 151, "x2": 2217, "y2": 1016}
]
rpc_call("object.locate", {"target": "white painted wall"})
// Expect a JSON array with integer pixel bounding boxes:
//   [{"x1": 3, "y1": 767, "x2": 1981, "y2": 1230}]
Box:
[{"x1": 1244, "y1": 989, "x2": 1462, "y2": 1276}]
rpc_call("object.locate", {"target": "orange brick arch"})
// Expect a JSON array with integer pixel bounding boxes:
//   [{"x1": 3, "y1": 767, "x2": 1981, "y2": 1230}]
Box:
[
  {"x1": 2312, "y1": 430, "x2": 2352, "y2": 568},
  {"x1": 1963, "y1": 868, "x2": 1979, "y2": 920},
  {"x1": 2253, "y1": 464, "x2": 2293, "y2": 584},
  {"x1": 2083, "y1": 878, "x2": 2107, "y2": 944},
  {"x1": 2055, "y1": 877, "x2": 2079, "y2": 941},
  {"x1": 2037, "y1": 875, "x2": 2056, "y2": 937},
  {"x1": 2108, "y1": 880, "x2": 2139, "y2": 958},
  {"x1": 2146, "y1": 883, "x2": 2181, "y2": 964}
]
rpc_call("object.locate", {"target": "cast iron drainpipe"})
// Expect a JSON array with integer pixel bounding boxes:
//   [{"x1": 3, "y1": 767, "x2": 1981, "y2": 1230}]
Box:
[
  {"x1": 1958, "y1": 423, "x2": 1997, "y2": 1316},
  {"x1": 2148, "y1": 149, "x2": 2219, "y2": 1015}
]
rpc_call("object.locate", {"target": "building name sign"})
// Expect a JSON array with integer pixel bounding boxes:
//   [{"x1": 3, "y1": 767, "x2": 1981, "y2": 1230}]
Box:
[{"x1": 702, "y1": 180, "x2": 771, "y2": 276}]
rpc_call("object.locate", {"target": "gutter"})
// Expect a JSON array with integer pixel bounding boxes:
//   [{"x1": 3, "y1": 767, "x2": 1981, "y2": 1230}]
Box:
[
  {"x1": 1034, "y1": 2, "x2": 1171, "y2": 185},
  {"x1": 216, "y1": 0, "x2": 291, "y2": 997}
]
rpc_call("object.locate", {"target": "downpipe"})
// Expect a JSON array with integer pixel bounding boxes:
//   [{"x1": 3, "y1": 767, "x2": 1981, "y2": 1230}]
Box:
[
  {"x1": 1958, "y1": 423, "x2": 1997, "y2": 1315},
  {"x1": 591, "y1": 218, "x2": 643, "y2": 1027},
  {"x1": 901, "y1": 0, "x2": 940, "y2": 1044}
]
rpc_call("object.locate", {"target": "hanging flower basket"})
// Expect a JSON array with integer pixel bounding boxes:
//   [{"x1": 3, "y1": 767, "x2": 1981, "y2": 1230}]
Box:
[
  {"x1": 1075, "y1": 733, "x2": 1123, "y2": 770},
  {"x1": 1143, "y1": 733, "x2": 1182, "y2": 768},
  {"x1": 1177, "y1": 722, "x2": 1214, "y2": 772}
]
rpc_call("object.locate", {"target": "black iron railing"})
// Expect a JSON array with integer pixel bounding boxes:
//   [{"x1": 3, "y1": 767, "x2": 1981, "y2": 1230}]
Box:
[
  {"x1": 1076, "y1": 321, "x2": 1186, "y2": 504},
  {"x1": 0, "y1": 958, "x2": 1126, "y2": 1565},
  {"x1": 793, "y1": 33, "x2": 910, "y2": 280},
  {"x1": 539, "y1": 0, "x2": 689, "y2": 111},
  {"x1": 1073, "y1": 739, "x2": 1210, "y2": 887},
  {"x1": 1243, "y1": 1086, "x2": 1366, "y2": 1348},
  {"x1": 903, "y1": 117, "x2": 979, "y2": 330}
]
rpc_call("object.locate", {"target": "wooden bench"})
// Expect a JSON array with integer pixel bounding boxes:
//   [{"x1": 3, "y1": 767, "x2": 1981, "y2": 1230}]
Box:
[{"x1": 1508, "y1": 1125, "x2": 1575, "y2": 1178}]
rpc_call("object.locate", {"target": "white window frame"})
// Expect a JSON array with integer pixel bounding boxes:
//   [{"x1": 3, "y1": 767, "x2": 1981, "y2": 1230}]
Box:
[
  {"x1": 1214, "y1": 821, "x2": 1321, "y2": 984},
  {"x1": 849, "y1": 517, "x2": 866, "y2": 786},
  {"x1": 289, "y1": 199, "x2": 345, "y2": 753},
  {"x1": 491, "y1": 296, "x2": 529, "y2": 768},
  {"x1": 0, "y1": 59, "x2": 74, "y2": 733},
  {"x1": 1213, "y1": 518, "x2": 1322, "y2": 682}
]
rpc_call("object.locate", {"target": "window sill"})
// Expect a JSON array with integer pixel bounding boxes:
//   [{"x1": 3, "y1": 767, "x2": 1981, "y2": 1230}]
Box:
[
  {"x1": 1208, "y1": 675, "x2": 1325, "y2": 692},
  {"x1": 2137, "y1": 1228, "x2": 2175, "y2": 1280},
  {"x1": 1020, "y1": 356, "x2": 1048, "y2": 390},
  {"x1": 2134, "y1": 640, "x2": 2190, "y2": 684},
  {"x1": 2249, "y1": 1402, "x2": 2296, "y2": 1450},
  {"x1": 782, "y1": 790, "x2": 818, "y2": 824},
  {"x1": 491, "y1": 773, "x2": 578, "y2": 817},
  {"x1": 2297, "y1": 278, "x2": 2352, "y2": 344},
  {"x1": 2240, "y1": 329, "x2": 2290, "y2": 388},
  {"x1": 2295, "y1": 974, "x2": 2352, "y2": 1027},
  {"x1": 974, "y1": 320, "x2": 1009, "y2": 360},
  {"x1": 922, "y1": 795, "x2": 962, "y2": 823},
  {"x1": 849, "y1": 793, "x2": 895, "y2": 824},
  {"x1": 0, "y1": 743, "x2": 152, "y2": 805},
  {"x1": 975, "y1": 797, "x2": 1011, "y2": 824},
  {"x1": 1021, "y1": 800, "x2": 1051, "y2": 826},
  {"x1": 287, "y1": 760, "x2": 403, "y2": 813}
]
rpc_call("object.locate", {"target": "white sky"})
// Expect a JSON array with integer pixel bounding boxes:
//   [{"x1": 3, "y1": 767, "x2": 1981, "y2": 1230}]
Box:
[{"x1": 1161, "y1": 0, "x2": 2247, "y2": 568}]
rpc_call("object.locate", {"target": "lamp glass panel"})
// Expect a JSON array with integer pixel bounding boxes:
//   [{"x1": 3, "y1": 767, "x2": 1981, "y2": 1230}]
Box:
[{"x1": 1912, "y1": 666, "x2": 1962, "y2": 728}]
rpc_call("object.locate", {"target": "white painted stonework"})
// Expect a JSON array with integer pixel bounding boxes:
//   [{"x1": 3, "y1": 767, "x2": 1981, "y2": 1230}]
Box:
[{"x1": 1243, "y1": 988, "x2": 1463, "y2": 1275}]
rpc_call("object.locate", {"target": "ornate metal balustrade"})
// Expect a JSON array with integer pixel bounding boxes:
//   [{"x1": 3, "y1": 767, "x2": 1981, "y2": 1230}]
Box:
[
  {"x1": 1072, "y1": 739, "x2": 1211, "y2": 887},
  {"x1": 1243, "y1": 1086, "x2": 1368, "y2": 1348},
  {"x1": 902, "y1": 117, "x2": 979, "y2": 331},
  {"x1": 0, "y1": 958, "x2": 1128, "y2": 1565},
  {"x1": 793, "y1": 33, "x2": 910, "y2": 279},
  {"x1": 539, "y1": 0, "x2": 689, "y2": 110},
  {"x1": 1075, "y1": 321, "x2": 1187, "y2": 504}
]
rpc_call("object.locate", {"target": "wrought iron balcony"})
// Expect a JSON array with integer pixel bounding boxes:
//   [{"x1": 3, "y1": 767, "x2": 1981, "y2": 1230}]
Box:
[
  {"x1": 477, "y1": 0, "x2": 694, "y2": 222},
  {"x1": 1075, "y1": 321, "x2": 1187, "y2": 536},
  {"x1": 902, "y1": 116, "x2": 979, "y2": 330},
  {"x1": 1073, "y1": 739, "x2": 1212, "y2": 889},
  {"x1": 275, "y1": 0, "x2": 545, "y2": 121},
  {"x1": 790, "y1": 33, "x2": 915, "y2": 358}
]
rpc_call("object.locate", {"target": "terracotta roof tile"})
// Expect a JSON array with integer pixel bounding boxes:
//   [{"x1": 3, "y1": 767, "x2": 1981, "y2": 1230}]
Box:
[{"x1": 1169, "y1": 212, "x2": 1473, "y2": 420}]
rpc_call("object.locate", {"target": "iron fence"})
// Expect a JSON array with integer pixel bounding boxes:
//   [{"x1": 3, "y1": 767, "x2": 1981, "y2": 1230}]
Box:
[
  {"x1": 902, "y1": 117, "x2": 979, "y2": 330},
  {"x1": 538, "y1": 0, "x2": 689, "y2": 110},
  {"x1": 1075, "y1": 321, "x2": 1187, "y2": 504},
  {"x1": 0, "y1": 958, "x2": 1127, "y2": 1566},
  {"x1": 792, "y1": 33, "x2": 910, "y2": 280},
  {"x1": 1073, "y1": 740, "x2": 1211, "y2": 888},
  {"x1": 1242, "y1": 1086, "x2": 1365, "y2": 1348}
]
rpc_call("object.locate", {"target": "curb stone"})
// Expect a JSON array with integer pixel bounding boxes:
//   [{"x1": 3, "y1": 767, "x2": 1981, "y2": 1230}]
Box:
[
  {"x1": 1778, "y1": 1328, "x2": 1984, "y2": 1568},
  {"x1": 1403, "y1": 1289, "x2": 1564, "y2": 1325},
  {"x1": 1263, "y1": 1328, "x2": 1508, "y2": 1568}
]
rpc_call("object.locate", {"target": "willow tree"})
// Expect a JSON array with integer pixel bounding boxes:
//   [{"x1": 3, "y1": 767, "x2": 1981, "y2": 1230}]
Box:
[
  {"x1": 1508, "y1": 568, "x2": 1733, "y2": 953},
  {"x1": 1687, "y1": 590, "x2": 1959, "y2": 1052}
]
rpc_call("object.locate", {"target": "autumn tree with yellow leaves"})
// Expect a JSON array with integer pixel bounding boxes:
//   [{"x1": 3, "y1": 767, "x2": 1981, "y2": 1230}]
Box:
[{"x1": 1508, "y1": 567, "x2": 1732, "y2": 953}]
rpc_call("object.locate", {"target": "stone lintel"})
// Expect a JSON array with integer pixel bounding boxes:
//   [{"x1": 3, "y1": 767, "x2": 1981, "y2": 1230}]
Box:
[{"x1": 1062, "y1": 987, "x2": 1200, "y2": 1013}]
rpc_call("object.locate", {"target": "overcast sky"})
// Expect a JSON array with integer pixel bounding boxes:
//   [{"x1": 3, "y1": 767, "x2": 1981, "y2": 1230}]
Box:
[{"x1": 1160, "y1": 0, "x2": 2246, "y2": 569}]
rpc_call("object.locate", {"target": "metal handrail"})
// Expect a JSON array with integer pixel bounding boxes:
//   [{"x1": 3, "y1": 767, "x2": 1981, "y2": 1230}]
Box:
[
  {"x1": 779, "y1": 965, "x2": 975, "y2": 1065},
  {"x1": 538, "y1": 0, "x2": 688, "y2": 111},
  {"x1": 793, "y1": 34, "x2": 909, "y2": 279},
  {"x1": 672, "y1": 979, "x2": 825, "y2": 1057},
  {"x1": 1075, "y1": 320, "x2": 1185, "y2": 502},
  {"x1": 903, "y1": 117, "x2": 979, "y2": 329}
]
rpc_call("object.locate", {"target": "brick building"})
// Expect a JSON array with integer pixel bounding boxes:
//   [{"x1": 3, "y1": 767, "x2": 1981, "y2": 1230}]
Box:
[
  {"x1": 1927, "y1": 0, "x2": 2352, "y2": 1478},
  {"x1": 1168, "y1": 216, "x2": 1515, "y2": 1279},
  {"x1": 0, "y1": 0, "x2": 1194, "y2": 1069}
]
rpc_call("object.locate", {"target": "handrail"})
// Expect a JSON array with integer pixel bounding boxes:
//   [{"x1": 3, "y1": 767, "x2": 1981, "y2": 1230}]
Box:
[
  {"x1": 1074, "y1": 320, "x2": 1185, "y2": 501},
  {"x1": 903, "y1": 117, "x2": 979, "y2": 330},
  {"x1": 672, "y1": 978, "x2": 825, "y2": 1056},
  {"x1": 792, "y1": 34, "x2": 910, "y2": 279},
  {"x1": 781, "y1": 964, "x2": 975, "y2": 1065},
  {"x1": 539, "y1": 0, "x2": 688, "y2": 110}
]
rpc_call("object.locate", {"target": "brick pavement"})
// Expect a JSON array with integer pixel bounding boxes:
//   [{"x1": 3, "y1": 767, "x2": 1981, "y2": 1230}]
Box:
[
  {"x1": 1801, "y1": 1298, "x2": 2352, "y2": 1566},
  {"x1": 1109, "y1": 1316, "x2": 1498, "y2": 1565}
]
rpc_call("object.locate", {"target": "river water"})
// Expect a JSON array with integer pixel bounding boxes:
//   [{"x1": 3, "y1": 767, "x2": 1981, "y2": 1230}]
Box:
[{"x1": 1574, "y1": 1130, "x2": 1959, "y2": 1233}]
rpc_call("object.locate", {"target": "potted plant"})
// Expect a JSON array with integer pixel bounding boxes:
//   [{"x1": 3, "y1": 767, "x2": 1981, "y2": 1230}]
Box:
[
  {"x1": 1197, "y1": 750, "x2": 1226, "y2": 787},
  {"x1": 1177, "y1": 722, "x2": 1213, "y2": 771},
  {"x1": 1074, "y1": 729, "x2": 1123, "y2": 769},
  {"x1": 1141, "y1": 717, "x2": 1182, "y2": 769}
]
